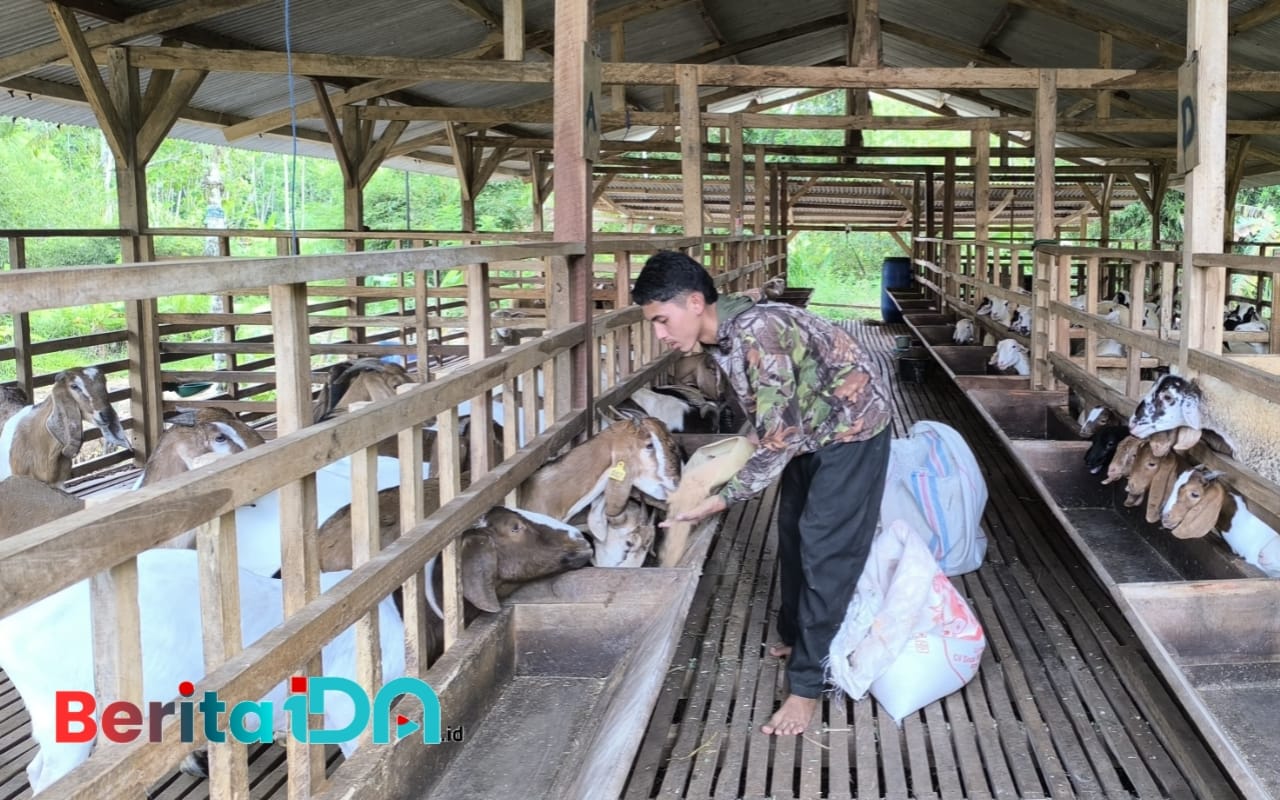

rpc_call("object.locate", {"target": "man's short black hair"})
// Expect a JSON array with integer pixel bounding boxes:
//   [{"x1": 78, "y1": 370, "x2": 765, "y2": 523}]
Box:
[{"x1": 631, "y1": 250, "x2": 720, "y2": 306}]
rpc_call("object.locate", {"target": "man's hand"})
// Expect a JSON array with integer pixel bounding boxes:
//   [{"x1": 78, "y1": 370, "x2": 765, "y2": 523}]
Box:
[{"x1": 660, "y1": 494, "x2": 728, "y2": 527}]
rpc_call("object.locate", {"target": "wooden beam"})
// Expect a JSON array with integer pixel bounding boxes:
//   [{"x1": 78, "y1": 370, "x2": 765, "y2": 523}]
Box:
[
  {"x1": 1006, "y1": 0, "x2": 1184, "y2": 64},
  {"x1": 357, "y1": 119, "x2": 409, "y2": 187},
  {"x1": 136, "y1": 67, "x2": 206, "y2": 164},
  {"x1": 1225, "y1": 135, "x2": 1252, "y2": 245},
  {"x1": 610, "y1": 22, "x2": 626, "y2": 111},
  {"x1": 979, "y1": 4, "x2": 1016, "y2": 52},
  {"x1": 47, "y1": 2, "x2": 128, "y2": 162},
  {"x1": 1076, "y1": 181, "x2": 1104, "y2": 214},
  {"x1": 592, "y1": 173, "x2": 617, "y2": 205},
  {"x1": 472, "y1": 142, "x2": 513, "y2": 196},
  {"x1": 729, "y1": 115, "x2": 744, "y2": 234},
  {"x1": 851, "y1": 0, "x2": 882, "y2": 67},
  {"x1": 445, "y1": 123, "x2": 475, "y2": 201},
  {"x1": 126, "y1": 45, "x2": 553, "y2": 82},
  {"x1": 1097, "y1": 32, "x2": 1113, "y2": 119},
  {"x1": 503, "y1": 0, "x2": 525, "y2": 60},
  {"x1": 447, "y1": 0, "x2": 500, "y2": 29},
  {"x1": 973, "y1": 125, "x2": 990, "y2": 238},
  {"x1": 312, "y1": 78, "x2": 357, "y2": 189},
  {"x1": 1124, "y1": 171, "x2": 1154, "y2": 213},
  {"x1": 1230, "y1": 0, "x2": 1280, "y2": 35},
  {"x1": 0, "y1": 0, "x2": 271, "y2": 83}
]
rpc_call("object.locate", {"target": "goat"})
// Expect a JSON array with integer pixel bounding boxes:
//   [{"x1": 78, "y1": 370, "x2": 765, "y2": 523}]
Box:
[
  {"x1": 1077, "y1": 405, "x2": 1119, "y2": 438},
  {"x1": 989, "y1": 339, "x2": 1030, "y2": 375},
  {"x1": 0, "y1": 475, "x2": 83, "y2": 541},
  {"x1": 1128, "y1": 374, "x2": 1219, "y2": 453},
  {"x1": 0, "y1": 385, "x2": 28, "y2": 430},
  {"x1": 976, "y1": 297, "x2": 993, "y2": 316},
  {"x1": 519, "y1": 415, "x2": 680, "y2": 521},
  {"x1": 979, "y1": 298, "x2": 1013, "y2": 327},
  {"x1": 587, "y1": 496, "x2": 656, "y2": 568},
  {"x1": 313, "y1": 358, "x2": 413, "y2": 424},
  {"x1": 1122, "y1": 440, "x2": 1190, "y2": 523},
  {"x1": 1100, "y1": 435, "x2": 1145, "y2": 487},
  {"x1": 952, "y1": 319, "x2": 976, "y2": 345},
  {"x1": 1008, "y1": 305, "x2": 1031, "y2": 336},
  {"x1": 1083, "y1": 425, "x2": 1129, "y2": 475},
  {"x1": 1160, "y1": 466, "x2": 1280, "y2": 576},
  {"x1": 492, "y1": 307, "x2": 537, "y2": 347},
  {"x1": 671, "y1": 352, "x2": 722, "y2": 405},
  {"x1": 0, "y1": 367, "x2": 130, "y2": 487},
  {"x1": 614, "y1": 385, "x2": 719, "y2": 433},
  {"x1": 315, "y1": 498, "x2": 592, "y2": 655},
  {"x1": 762, "y1": 274, "x2": 787, "y2": 300},
  {"x1": 138, "y1": 408, "x2": 266, "y2": 487},
  {"x1": 0, "y1": 549, "x2": 406, "y2": 794}
]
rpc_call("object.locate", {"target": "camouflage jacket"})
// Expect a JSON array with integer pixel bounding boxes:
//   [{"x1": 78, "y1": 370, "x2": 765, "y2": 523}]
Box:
[{"x1": 710, "y1": 295, "x2": 891, "y2": 504}]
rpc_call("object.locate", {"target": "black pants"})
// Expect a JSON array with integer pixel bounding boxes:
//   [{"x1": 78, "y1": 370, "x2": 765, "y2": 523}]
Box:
[{"x1": 775, "y1": 427, "x2": 891, "y2": 698}]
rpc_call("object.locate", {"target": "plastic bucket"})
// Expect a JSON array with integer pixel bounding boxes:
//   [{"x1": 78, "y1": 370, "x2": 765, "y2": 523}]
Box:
[{"x1": 880, "y1": 257, "x2": 914, "y2": 323}]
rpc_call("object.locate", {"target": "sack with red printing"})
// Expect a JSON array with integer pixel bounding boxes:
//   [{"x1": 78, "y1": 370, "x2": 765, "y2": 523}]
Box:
[{"x1": 825, "y1": 519, "x2": 986, "y2": 722}]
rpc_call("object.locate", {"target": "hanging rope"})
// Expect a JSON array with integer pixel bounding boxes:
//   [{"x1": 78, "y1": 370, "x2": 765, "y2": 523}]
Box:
[{"x1": 284, "y1": 0, "x2": 299, "y2": 250}]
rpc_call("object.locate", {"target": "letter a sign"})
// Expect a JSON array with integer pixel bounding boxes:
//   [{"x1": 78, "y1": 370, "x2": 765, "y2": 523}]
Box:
[
  {"x1": 1177, "y1": 52, "x2": 1199, "y2": 175},
  {"x1": 583, "y1": 44, "x2": 602, "y2": 162}
]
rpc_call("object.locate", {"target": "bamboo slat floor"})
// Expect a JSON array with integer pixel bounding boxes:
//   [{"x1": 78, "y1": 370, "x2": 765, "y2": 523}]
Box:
[{"x1": 620, "y1": 320, "x2": 1240, "y2": 800}]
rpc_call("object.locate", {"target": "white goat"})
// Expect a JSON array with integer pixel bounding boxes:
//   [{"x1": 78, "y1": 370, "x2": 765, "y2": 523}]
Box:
[
  {"x1": 0, "y1": 549, "x2": 405, "y2": 794},
  {"x1": 614, "y1": 385, "x2": 718, "y2": 434},
  {"x1": 952, "y1": 319, "x2": 976, "y2": 345},
  {"x1": 989, "y1": 339, "x2": 1030, "y2": 376},
  {"x1": 0, "y1": 368, "x2": 131, "y2": 487},
  {"x1": 1161, "y1": 466, "x2": 1280, "y2": 577},
  {"x1": 1008, "y1": 305, "x2": 1031, "y2": 335},
  {"x1": 586, "y1": 496, "x2": 656, "y2": 568}
]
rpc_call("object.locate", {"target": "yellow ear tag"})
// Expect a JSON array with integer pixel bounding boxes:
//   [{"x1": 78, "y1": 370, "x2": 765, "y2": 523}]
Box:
[{"x1": 608, "y1": 461, "x2": 627, "y2": 482}]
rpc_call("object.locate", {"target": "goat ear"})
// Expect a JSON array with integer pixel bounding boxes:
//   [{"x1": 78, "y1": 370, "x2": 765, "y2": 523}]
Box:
[
  {"x1": 1147, "y1": 429, "x2": 1174, "y2": 457},
  {"x1": 1170, "y1": 482, "x2": 1225, "y2": 540},
  {"x1": 603, "y1": 459, "x2": 635, "y2": 517},
  {"x1": 1173, "y1": 425, "x2": 1201, "y2": 452},
  {"x1": 459, "y1": 532, "x2": 501, "y2": 613},
  {"x1": 47, "y1": 376, "x2": 83, "y2": 458},
  {"x1": 1146, "y1": 457, "x2": 1180, "y2": 524},
  {"x1": 168, "y1": 410, "x2": 198, "y2": 427}
]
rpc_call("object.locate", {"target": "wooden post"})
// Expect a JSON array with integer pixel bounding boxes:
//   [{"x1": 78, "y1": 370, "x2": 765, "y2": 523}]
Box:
[
  {"x1": 467, "y1": 260, "x2": 494, "y2": 476},
  {"x1": 553, "y1": 0, "x2": 593, "y2": 413},
  {"x1": 729, "y1": 114, "x2": 744, "y2": 235},
  {"x1": 943, "y1": 155, "x2": 956, "y2": 306},
  {"x1": 1180, "y1": 0, "x2": 1228, "y2": 364},
  {"x1": 530, "y1": 150, "x2": 547, "y2": 232},
  {"x1": 679, "y1": 65, "x2": 703, "y2": 239},
  {"x1": 972, "y1": 124, "x2": 991, "y2": 242},
  {"x1": 270, "y1": 279, "x2": 326, "y2": 797},
  {"x1": 8, "y1": 238, "x2": 33, "y2": 401},
  {"x1": 504, "y1": 0, "x2": 525, "y2": 61},
  {"x1": 753, "y1": 144, "x2": 767, "y2": 233},
  {"x1": 1033, "y1": 69, "x2": 1058, "y2": 389}
]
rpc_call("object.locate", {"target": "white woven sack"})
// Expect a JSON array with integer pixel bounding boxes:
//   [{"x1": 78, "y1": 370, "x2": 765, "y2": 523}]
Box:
[{"x1": 826, "y1": 519, "x2": 986, "y2": 722}]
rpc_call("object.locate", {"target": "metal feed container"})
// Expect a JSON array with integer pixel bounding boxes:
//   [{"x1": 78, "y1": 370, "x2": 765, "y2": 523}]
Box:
[{"x1": 897, "y1": 346, "x2": 932, "y2": 384}]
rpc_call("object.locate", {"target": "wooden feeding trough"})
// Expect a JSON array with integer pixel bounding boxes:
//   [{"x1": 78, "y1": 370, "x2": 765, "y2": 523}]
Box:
[
  {"x1": 772, "y1": 287, "x2": 814, "y2": 307},
  {"x1": 315, "y1": 436, "x2": 734, "y2": 800},
  {"x1": 1119, "y1": 580, "x2": 1280, "y2": 799}
]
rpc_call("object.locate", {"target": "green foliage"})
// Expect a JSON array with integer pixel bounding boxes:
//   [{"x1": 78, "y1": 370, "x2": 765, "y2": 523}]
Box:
[{"x1": 786, "y1": 231, "x2": 901, "y2": 317}]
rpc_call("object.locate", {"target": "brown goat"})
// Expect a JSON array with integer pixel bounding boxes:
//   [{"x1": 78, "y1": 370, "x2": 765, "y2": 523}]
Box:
[
  {"x1": 1121, "y1": 439, "x2": 1191, "y2": 523},
  {"x1": 1, "y1": 367, "x2": 130, "y2": 487},
  {"x1": 139, "y1": 408, "x2": 267, "y2": 487},
  {"x1": 0, "y1": 475, "x2": 83, "y2": 540}
]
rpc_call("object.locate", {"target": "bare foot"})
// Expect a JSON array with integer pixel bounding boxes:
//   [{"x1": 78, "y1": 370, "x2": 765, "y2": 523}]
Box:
[
  {"x1": 767, "y1": 642, "x2": 792, "y2": 658},
  {"x1": 761, "y1": 694, "x2": 818, "y2": 736}
]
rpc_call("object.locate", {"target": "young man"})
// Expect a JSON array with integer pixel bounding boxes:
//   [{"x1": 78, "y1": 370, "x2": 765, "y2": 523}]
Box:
[{"x1": 633, "y1": 250, "x2": 892, "y2": 736}]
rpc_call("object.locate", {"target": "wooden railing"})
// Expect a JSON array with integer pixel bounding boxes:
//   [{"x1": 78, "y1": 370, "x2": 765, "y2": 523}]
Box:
[
  {"x1": 0, "y1": 232, "x2": 781, "y2": 799},
  {"x1": 910, "y1": 237, "x2": 1280, "y2": 534}
]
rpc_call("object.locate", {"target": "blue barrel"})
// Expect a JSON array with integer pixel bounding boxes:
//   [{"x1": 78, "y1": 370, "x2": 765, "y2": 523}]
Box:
[{"x1": 880, "y1": 256, "x2": 913, "y2": 323}]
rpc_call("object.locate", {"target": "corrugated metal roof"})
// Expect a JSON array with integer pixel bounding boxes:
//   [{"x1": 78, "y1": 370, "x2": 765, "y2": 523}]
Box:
[{"x1": 3, "y1": 0, "x2": 1280, "y2": 190}]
